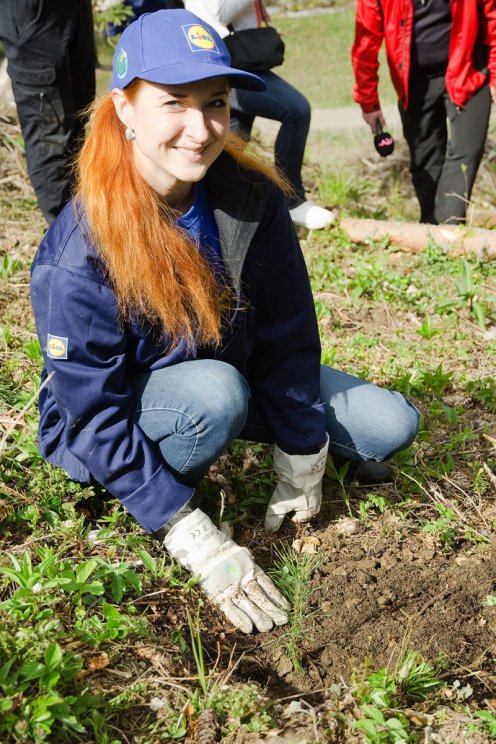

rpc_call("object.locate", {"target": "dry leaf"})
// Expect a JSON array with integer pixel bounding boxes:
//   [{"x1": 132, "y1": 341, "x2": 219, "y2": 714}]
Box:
[
  {"x1": 136, "y1": 646, "x2": 164, "y2": 667},
  {"x1": 401, "y1": 708, "x2": 434, "y2": 726},
  {"x1": 292, "y1": 535, "x2": 321, "y2": 554},
  {"x1": 86, "y1": 652, "x2": 110, "y2": 671},
  {"x1": 182, "y1": 701, "x2": 195, "y2": 719}
]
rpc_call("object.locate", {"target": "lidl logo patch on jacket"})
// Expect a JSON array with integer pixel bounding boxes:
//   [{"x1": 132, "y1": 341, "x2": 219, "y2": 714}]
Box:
[{"x1": 47, "y1": 334, "x2": 68, "y2": 359}]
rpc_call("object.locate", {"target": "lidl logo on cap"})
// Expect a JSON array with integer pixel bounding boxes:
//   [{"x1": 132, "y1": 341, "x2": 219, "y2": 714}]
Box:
[
  {"x1": 47, "y1": 334, "x2": 68, "y2": 360},
  {"x1": 116, "y1": 47, "x2": 128, "y2": 79},
  {"x1": 182, "y1": 24, "x2": 219, "y2": 53}
]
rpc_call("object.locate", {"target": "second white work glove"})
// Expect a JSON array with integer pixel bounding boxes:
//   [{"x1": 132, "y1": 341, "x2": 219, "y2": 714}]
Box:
[
  {"x1": 264, "y1": 435, "x2": 329, "y2": 532},
  {"x1": 163, "y1": 508, "x2": 290, "y2": 634}
]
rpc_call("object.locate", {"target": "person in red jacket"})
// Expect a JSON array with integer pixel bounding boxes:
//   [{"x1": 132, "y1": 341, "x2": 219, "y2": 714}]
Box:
[{"x1": 352, "y1": 0, "x2": 496, "y2": 224}]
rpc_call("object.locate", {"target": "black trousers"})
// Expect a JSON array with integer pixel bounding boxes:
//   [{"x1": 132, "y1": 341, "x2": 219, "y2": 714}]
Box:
[
  {"x1": 399, "y1": 73, "x2": 491, "y2": 224},
  {"x1": 0, "y1": 0, "x2": 96, "y2": 224}
]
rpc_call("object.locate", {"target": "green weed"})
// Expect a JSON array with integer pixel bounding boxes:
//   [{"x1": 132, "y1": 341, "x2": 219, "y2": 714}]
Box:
[
  {"x1": 351, "y1": 652, "x2": 443, "y2": 743},
  {"x1": 416, "y1": 315, "x2": 439, "y2": 340},
  {"x1": 465, "y1": 376, "x2": 496, "y2": 413},
  {"x1": 437, "y1": 258, "x2": 496, "y2": 328},
  {"x1": 351, "y1": 705, "x2": 410, "y2": 743},
  {"x1": 0, "y1": 254, "x2": 24, "y2": 281},
  {"x1": 93, "y1": 1, "x2": 134, "y2": 43},
  {"x1": 421, "y1": 504, "x2": 458, "y2": 551},
  {"x1": 326, "y1": 456, "x2": 353, "y2": 515},
  {"x1": 469, "y1": 710, "x2": 496, "y2": 738},
  {"x1": 171, "y1": 608, "x2": 274, "y2": 737},
  {"x1": 482, "y1": 594, "x2": 496, "y2": 607}
]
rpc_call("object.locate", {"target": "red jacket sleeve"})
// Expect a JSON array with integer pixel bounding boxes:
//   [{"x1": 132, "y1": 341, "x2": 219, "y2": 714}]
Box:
[
  {"x1": 480, "y1": 0, "x2": 496, "y2": 86},
  {"x1": 352, "y1": 0, "x2": 384, "y2": 112}
]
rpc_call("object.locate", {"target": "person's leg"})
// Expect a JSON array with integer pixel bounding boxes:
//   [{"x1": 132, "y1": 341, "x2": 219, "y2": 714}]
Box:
[
  {"x1": 132, "y1": 360, "x2": 250, "y2": 485},
  {"x1": 0, "y1": 0, "x2": 94, "y2": 223},
  {"x1": 435, "y1": 83, "x2": 491, "y2": 224},
  {"x1": 240, "y1": 366, "x2": 419, "y2": 472},
  {"x1": 399, "y1": 74, "x2": 447, "y2": 224},
  {"x1": 231, "y1": 71, "x2": 310, "y2": 205},
  {"x1": 319, "y1": 366, "x2": 420, "y2": 463}
]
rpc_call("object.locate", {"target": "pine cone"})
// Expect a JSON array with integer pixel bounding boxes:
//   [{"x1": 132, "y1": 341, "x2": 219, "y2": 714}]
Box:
[{"x1": 194, "y1": 708, "x2": 218, "y2": 744}]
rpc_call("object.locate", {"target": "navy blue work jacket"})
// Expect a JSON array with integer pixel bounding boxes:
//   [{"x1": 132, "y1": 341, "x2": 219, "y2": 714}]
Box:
[{"x1": 30, "y1": 154, "x2": 326, "y2": 532}]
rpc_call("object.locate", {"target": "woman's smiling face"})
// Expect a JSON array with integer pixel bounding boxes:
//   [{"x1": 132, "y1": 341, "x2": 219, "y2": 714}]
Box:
[{"x1": 112, "y1": 77, "x2": 230, "y2": 207}]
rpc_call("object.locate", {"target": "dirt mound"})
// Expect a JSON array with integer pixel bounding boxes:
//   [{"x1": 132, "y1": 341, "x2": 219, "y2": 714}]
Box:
[{"x1": 310, "y1": 520, "x2": 495, "y2": 681}]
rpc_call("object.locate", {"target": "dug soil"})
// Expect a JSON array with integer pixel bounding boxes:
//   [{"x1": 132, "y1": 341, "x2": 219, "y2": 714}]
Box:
[{"x1": 232, "y1": 516, "x2": 496, "y2": 694}]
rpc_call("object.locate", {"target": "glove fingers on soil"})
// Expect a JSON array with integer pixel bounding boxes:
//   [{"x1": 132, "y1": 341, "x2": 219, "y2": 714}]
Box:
[
  {"x1": 252, "y1": 567, "x2": 291, "y2": 614},
  {"x1": 230, "y1": 590, "x2": 274, "y2": 632},
  {"x1": 216, "y1": 592, "x2": 254, "y2": 634},
  {"x1": 292, "y1": 505, "x2": 317, "y2": 523}
]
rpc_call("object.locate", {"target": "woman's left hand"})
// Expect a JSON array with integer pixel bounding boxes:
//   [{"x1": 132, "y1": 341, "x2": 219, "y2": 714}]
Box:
[{"x1": 264, "y1": 437, "x2": 329, "y2": 532}]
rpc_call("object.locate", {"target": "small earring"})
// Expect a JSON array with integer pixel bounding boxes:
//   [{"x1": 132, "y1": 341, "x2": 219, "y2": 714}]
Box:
[{"x1": 125, "y1": 126, "x2": 136, "y2": 141}]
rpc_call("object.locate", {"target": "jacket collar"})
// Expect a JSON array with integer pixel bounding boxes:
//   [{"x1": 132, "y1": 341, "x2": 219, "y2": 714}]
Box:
[{"x1": 206, "y1": 152, "x2": 270, "y2": 295}]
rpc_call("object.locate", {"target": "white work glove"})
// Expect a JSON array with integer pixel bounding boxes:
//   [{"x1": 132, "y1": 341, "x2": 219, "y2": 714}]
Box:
[
  {"x1": 163, "y1": 509, "x2": 290, "y2": 634},
  {"x1": 265, "y1": 435, "x2": 329, "y2": 532}
]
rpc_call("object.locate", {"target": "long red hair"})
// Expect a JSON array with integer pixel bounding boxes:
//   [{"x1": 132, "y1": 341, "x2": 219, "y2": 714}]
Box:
[{"x1": 76, "y1": 83, "x2": 286, "y2": 349}]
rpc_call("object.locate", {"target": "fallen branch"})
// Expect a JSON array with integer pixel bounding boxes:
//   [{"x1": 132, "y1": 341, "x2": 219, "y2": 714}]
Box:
[{"x1": 339, "y1": 217, "x2": 496, "y2": 261}]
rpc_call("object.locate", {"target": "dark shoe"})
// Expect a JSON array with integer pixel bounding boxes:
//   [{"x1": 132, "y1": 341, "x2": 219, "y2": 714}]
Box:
[
  {"x1": 346, "y1": 460, "x2": 394, "y2": 485},
  {"x1": 332, "y1": 456, "x2": 394, "y2": 485}
]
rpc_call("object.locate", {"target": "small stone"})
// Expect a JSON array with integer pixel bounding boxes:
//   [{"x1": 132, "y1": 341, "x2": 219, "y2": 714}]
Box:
[
  {"x1": 149, "y1": 697, "x2": 165, "y2": 712},
  {"x1": 335, "y1": 518, "x2": 361, "y2": 536},
  {"x1": 276, "y1": 655, "x2": 293, "y2": 677}
]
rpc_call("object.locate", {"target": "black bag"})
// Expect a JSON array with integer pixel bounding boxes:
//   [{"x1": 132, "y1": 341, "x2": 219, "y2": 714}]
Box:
[{"x1": 224, "y1": 25, "x2": 285, "y2": 72}]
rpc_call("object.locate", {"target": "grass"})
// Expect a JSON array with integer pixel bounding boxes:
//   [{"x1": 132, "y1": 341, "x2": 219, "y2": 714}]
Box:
[{"x1": 269, "y1": 544, "x2": 323, "y2": 672}]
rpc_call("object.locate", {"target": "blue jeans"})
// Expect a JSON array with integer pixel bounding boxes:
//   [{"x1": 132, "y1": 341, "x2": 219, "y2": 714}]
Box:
[
  {"x1": 132, "y1": 360, "x2": 419, "y2": 485},
  {"x1": 230, "y1": 71, "x2": 311, "y2": 208}
]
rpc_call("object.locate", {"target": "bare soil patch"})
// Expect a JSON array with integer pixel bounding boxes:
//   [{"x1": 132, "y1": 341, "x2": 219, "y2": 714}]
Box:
[{"x1": 271, "y1": 520, "x2": 495, "y2": 686}]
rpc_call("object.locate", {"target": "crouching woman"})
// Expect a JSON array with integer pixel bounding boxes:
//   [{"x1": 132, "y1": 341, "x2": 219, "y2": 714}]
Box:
[{"x1": 30, "y1": 9, "x2": 419, "y2": 634}]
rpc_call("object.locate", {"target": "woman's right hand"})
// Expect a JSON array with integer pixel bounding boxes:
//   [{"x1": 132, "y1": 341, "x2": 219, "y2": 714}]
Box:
[{"x1": 163, "y1": 508, "x2": 290, "y2": 633}]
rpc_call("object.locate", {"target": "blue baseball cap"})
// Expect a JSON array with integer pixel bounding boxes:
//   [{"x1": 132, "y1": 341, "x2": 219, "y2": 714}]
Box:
[{"x1": 110, "y1": 9, "x2": 265, "y2": 92}]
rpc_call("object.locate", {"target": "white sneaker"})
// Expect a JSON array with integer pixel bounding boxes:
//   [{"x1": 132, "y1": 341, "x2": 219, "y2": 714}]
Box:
[{"x1": 289, "y1": 200, "x2": 335, "y2": 230}]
